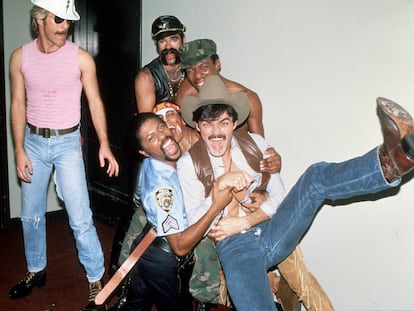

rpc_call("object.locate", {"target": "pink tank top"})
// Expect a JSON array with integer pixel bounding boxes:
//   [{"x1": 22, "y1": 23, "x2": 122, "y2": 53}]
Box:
[{"x1": 22, "y1": 39, "x2": 82, "y2": 129}]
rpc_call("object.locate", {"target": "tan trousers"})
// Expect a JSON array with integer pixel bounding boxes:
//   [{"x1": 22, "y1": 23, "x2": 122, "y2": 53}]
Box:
[{"x1": 276, "y1": 246, "x2": 334, "y2": 311}]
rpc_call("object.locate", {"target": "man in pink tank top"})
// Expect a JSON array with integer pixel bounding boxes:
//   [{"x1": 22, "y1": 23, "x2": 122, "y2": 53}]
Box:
[{"x1": 8, "y1": 0, "x2": 119, "y2": 310}]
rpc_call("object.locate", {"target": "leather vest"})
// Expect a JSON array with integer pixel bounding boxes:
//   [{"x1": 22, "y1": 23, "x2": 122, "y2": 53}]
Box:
[
  {"x1": 188, "y1": 131, "x2": 269, "y2": 197},
  {"x1": 145, "y1": 57, "x2": 171, "y2": 103}
]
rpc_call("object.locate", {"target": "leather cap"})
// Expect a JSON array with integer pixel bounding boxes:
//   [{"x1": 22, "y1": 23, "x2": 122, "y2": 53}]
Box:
[{"x1": 151, "y1": 15, "x2": 186, "y2": 40}]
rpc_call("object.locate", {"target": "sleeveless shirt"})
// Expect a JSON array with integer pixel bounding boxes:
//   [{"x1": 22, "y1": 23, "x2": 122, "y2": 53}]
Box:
[{"x1": 22, "y1": 39, "x2": 82, "y2": 129}]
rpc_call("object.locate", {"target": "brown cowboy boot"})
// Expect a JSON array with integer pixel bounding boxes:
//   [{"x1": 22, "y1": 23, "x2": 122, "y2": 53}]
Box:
[
  {"x1": 376, "y1": 97, "x2": 414, "y2": 181},
  {"x1": 277, "y1": 246, "x2": 334, "y2": 311}
]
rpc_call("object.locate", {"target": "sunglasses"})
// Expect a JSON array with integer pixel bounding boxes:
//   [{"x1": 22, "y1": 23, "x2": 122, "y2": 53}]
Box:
[{"x1": 53, "y1": 15, "x2": 74, "y2": 24}]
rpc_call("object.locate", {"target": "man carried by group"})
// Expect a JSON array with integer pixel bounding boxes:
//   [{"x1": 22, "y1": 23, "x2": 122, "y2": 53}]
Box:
[
  {"x1": 177, "y1": 39, "x2": 333, "y2": 310},
  {"x1": 177, "y1": 75, "x2": 414, "y2": 311}
]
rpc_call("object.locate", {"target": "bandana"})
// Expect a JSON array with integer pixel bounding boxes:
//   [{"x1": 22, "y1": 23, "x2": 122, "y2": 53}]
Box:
[{"x1": 153, "y1": 102, "x2": 182, "y2": 118}]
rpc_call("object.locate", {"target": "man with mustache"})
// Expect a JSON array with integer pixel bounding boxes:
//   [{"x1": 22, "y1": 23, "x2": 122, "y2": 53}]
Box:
[
  {"x1": 8, "y1": 0, "x2": 119, "y2": 309},
  {"x1": 177, "y1": 75, "x2": 414, "y2": 311},
  {"x1": 135, "y1": 15, "x2": 186, "y2": 112},
  {"x1": 124, "y1": 113, "x2": 238, "y2": 311}
]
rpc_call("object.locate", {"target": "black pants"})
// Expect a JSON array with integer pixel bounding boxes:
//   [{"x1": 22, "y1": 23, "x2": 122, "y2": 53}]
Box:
[{"x1": 126, "y1": 232, "x2": 192, "y2": 311}]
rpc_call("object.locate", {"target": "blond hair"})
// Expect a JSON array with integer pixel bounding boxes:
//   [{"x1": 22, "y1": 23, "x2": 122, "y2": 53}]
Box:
[{"x1": 30, "y1": 6, "x2": 48, "y2": 37}]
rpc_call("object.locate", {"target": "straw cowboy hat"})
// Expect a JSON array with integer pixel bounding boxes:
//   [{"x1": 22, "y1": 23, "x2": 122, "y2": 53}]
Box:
[{"x1": 181, "y1": 75, "x2": 250, "y2": 128}]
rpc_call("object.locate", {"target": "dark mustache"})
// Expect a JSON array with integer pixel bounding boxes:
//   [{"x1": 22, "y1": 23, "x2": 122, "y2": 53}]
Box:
[
  {"x1": 208, "y1": 135, "x2": 225, "y2": 140},
  {"x1": 160, "y1": 48, "x2": 180, "y2": 57},
  {"x1": 160, "y1": 48, "x2": 182, "y2": 65}
]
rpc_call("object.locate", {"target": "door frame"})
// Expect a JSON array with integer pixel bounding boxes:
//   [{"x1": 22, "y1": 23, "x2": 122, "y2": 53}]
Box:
[{"x1": 0, "y1": 0, "x2": 11, "y2": 228}]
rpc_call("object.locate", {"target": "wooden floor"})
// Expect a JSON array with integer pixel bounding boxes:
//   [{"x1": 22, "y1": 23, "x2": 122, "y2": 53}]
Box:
[{"x1": 0, "y1": 211, "x2": 230, "y2": 311}]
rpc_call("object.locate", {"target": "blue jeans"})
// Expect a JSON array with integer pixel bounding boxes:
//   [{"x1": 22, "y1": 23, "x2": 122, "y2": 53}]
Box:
[
  {"x1": 216, "y1": 147, "x2": 399, "y2": 311},
  {"x1": 21, "y1": 126, "x2": 104, "y2": 282}
]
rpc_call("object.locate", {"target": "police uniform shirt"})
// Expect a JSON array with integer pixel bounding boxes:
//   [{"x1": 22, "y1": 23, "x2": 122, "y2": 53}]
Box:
[{"x1": 140, "y1": 157, "x2": 189, "y2": 236}]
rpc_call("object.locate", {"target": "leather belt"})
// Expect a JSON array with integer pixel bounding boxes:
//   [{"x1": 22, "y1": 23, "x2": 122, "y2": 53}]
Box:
[
  {"x1": 28, "y1": 123, "x2": 78, "y2": 138},
  {"x1": 152, "y1": 236, "x2": 173, "y2": 254}
]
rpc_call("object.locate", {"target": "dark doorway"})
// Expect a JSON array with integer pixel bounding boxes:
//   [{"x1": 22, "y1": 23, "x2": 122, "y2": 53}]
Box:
[
  {"x1": 75, "y1": 0, "x2": 142, "y2": 227},
  {"x1": 0, "y1": 0, "x2": 11, "y2": 229}
]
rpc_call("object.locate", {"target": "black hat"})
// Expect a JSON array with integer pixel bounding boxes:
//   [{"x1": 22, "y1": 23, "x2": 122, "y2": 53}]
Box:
[{"x1": 151, "y1": 15, "x2": 186, "y2": 40}]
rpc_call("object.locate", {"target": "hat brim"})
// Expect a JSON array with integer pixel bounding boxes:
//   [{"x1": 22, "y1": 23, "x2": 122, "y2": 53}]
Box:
[
  {"x1": 181, "y1": 92, "x2": 250, "y2": 128},
  {"x1": 55, "y1": 11, "x2": 80, "y2": 21},
  {"x1": 152, "y1": 30, "x2": 184, "y2": 40}
]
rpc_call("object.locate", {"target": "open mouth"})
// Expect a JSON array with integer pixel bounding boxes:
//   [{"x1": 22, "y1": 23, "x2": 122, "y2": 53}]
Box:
[
  {"x1": 209, "y1": 137, "x2": 225, "y2": 150},
  {"x1": 195, "y1": 79, "x2": 204, "y2": 89},
  {"x1": 168, "y1": 126, "x2": 176, "y2": 134},
  {"x1": 162, "y1": 137, "x2": 178, "y2": 155}
]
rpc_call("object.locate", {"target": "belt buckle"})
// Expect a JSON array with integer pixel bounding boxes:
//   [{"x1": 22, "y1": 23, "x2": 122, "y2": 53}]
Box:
[{"x1": 44, "y1": 128, "x2": 50, "y2": 138}]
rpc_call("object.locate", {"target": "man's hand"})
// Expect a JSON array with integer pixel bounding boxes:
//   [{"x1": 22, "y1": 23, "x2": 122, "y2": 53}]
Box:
[
  {"x1": 15, "y1": 149, "x2": 32, "y2": 183},
  {"x1": 211, "y1": 180, "x2": 233, "y2": 214},
  {"x1": 260, "y1": 147, "x2": 281, "y2": 174},
  {"x1": 239, "y1": 190, "x2": 269, "y2": 214},
  {"x1": 209, "y1": 188, "x2": 271, "y2": 242},
  {"x1": 208, "y1": 216, "x2": 250, "y2": 241},
  {"x1": 210, "y1": 171, "x2": 253, "y2": 215},
  {"x1": 216, "y1": 171, "x2": 253, "y2": 192},
  {"x1": 99, "y1": 144, "x2": 119, "y2": 177}
]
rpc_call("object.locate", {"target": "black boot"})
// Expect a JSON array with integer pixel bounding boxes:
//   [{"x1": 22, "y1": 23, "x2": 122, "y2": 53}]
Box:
[{"x1": 9, "y1": 269, "x2": 46, "y2": 299}]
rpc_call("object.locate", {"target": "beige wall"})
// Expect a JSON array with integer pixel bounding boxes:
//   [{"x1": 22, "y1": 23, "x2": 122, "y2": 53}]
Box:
[{"x1": 141, "y1": 1, "x2": 414, "y2": 310}]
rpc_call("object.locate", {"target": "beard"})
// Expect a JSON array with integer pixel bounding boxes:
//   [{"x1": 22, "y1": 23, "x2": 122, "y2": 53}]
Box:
[{"x1": 160, "y1": 48, "x2": 182, "y2": 65}]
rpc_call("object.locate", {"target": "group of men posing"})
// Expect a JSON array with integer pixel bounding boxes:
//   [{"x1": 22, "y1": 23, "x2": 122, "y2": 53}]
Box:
[
  {"x1": 113, "y1": 14, "x2": 414, "y2": 311},
  {"x1": 9, "y1": 2, "x2": 414, "y2": 311},
  {"x1": 116, "y1": 15, "x2": 332, "y2": 311}
]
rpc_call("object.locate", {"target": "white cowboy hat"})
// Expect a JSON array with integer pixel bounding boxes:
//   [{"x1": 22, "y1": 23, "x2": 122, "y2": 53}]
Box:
[
  {"x1": 31, "y1": 0, "x2": 80, "y2": 21},
  {"x1": 181, "y1": 75, "x2": 250, "y2": 128}
]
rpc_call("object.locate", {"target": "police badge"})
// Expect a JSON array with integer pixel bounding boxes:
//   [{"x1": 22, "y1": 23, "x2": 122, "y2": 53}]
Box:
[{"x1": 155, "y1": 187, "x2": 174, "y2": 212}]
